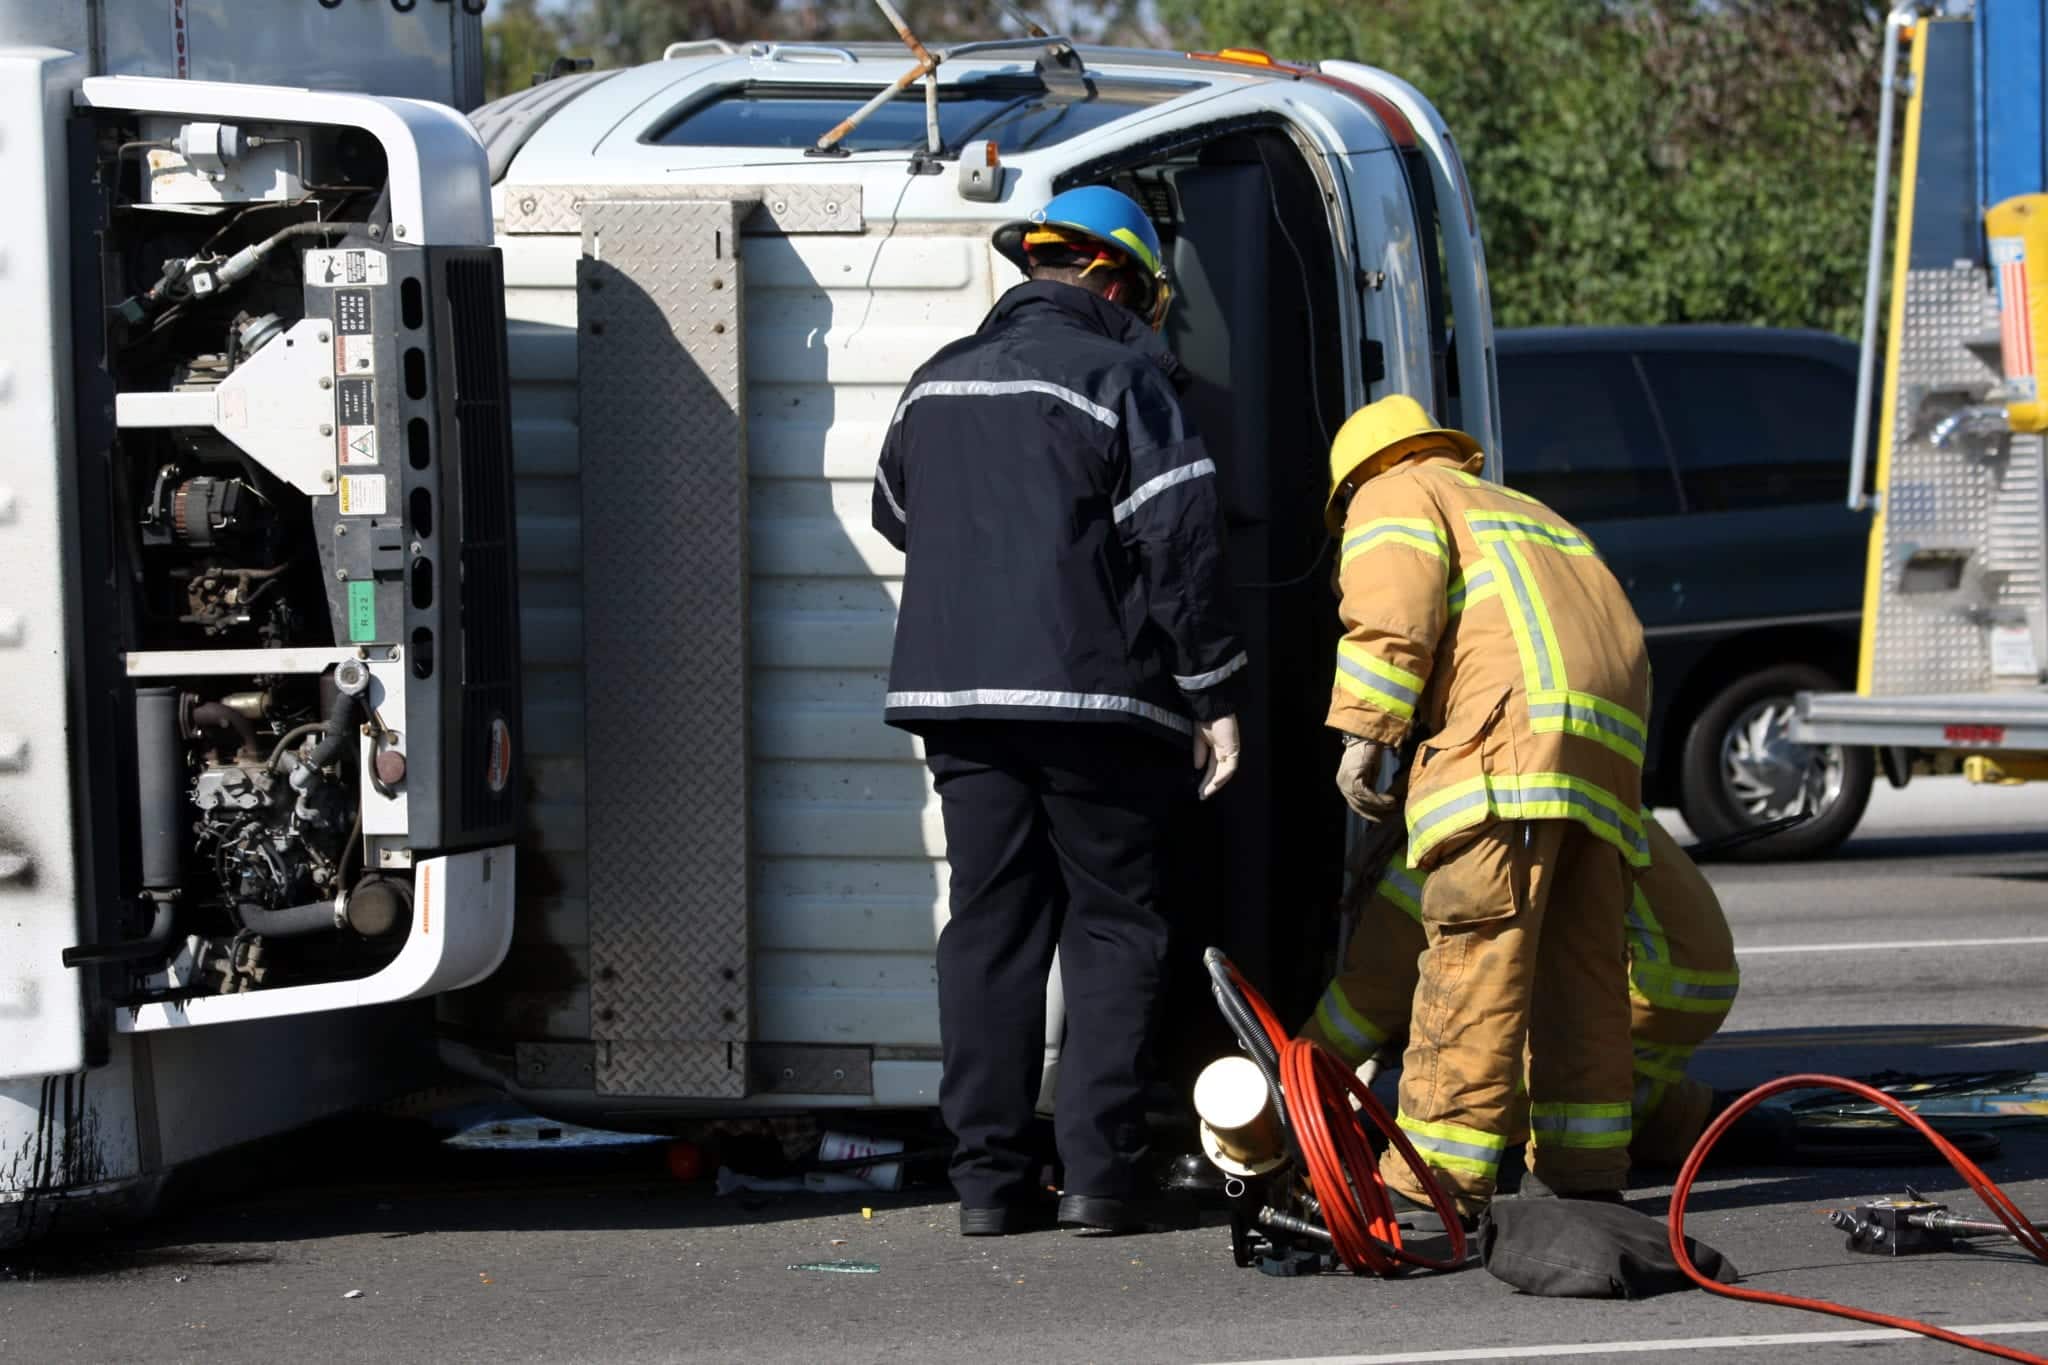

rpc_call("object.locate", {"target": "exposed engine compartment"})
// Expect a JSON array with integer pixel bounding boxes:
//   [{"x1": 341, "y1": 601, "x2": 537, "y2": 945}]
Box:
[{"x1": 63, "y1": 96, "x2": 521, "y2": 1014}]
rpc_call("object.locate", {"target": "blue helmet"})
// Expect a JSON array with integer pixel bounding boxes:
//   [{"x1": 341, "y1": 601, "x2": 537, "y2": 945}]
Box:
[{"x1": 993, "y1": 185, "x2": 1172, "y2": 327}]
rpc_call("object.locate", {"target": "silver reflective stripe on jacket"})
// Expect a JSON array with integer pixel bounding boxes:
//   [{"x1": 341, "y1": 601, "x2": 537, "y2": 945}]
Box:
[
  {"x1": 875, "y1": 467, "x2": 906, "y2": 524},
  {"x1": 1174, "y1": 650, "x2": 1248, "y2": 692},
  {"x1": 1114, "y1": 458, "x2": 1216, "y2": 524},
  {"x1": 884, "y1": 688, "x2": 1193, "y2": 735},
  {"x1": 890, "y1": 378, "x2": 1120, "y2": 430}
]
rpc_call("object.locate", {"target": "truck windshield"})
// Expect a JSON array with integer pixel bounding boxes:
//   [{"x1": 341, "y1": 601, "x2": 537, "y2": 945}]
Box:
[{"x1": 645, "y1": 78, "x2": 1196, "y2": 154}]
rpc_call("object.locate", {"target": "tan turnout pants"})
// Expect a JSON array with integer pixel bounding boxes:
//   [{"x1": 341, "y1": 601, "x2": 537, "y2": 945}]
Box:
[
  {"x1": 1303, "y1": 818, "x2": 1739, "y2": 1197},
  {"x1": 1367, "y1": 820, "x2": 1631, "y2": 1211}
]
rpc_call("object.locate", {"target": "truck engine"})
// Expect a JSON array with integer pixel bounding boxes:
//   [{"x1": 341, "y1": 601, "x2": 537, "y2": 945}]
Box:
[{"x1": 62, "y1": 90, "x2": 521, "y2": 1016}]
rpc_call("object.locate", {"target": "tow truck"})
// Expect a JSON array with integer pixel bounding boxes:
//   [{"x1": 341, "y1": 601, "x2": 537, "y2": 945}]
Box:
[{"x1": 1796, "y1": 0, "x2": 2048, "y2": 785}]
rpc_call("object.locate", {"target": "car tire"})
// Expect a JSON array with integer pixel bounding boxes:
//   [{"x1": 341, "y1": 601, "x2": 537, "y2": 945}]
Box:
[{"x1": 1677, "y1": 663, "x2": 1875, "y2": 860}]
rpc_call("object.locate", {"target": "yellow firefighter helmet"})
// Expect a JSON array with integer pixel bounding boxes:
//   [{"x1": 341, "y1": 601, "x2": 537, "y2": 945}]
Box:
[{"x1": 1324, "y1": 395, "x2": 1483, "y2": 533}]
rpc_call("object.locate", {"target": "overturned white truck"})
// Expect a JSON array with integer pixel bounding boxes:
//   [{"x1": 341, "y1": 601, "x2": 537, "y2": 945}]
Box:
[{"x1": 3, "y1": 2, "x2": 1497, "y2": 1241}]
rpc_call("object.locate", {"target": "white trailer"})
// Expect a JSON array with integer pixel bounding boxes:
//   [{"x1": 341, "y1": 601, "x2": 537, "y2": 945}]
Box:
[{"x1": 5, "y1": 6, "x2": 1499, "y2": 1242}]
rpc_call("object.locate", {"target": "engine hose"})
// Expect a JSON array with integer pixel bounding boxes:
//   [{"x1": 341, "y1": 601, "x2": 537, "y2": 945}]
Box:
[
  {"x1": 61, "y1": 896, "x2": 177, "y2": 967},
  {"x1": 307, "y1": 690, "x2": 359, "y2": 772},
  {"x1": 1668, "y1": 1075, "x2": 2048, "y2": 1363},
  {"x1": 1205, "y1": 949, "x2": 1468, "y2": 1276},
  {"x1": 239, "y1": 899, "x2": 340, "y2": 939}
]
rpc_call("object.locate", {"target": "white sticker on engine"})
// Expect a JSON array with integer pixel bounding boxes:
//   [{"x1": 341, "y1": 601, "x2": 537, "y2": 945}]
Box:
[
  {"x1": 338, "y1": 473, "x2": 388, "y2": 516},
  {"x1": 305, "y1": 247, "x2": 389, "y2": 288},
  {"x1": 336, "y1": 334, "x2": 376, "y2": 376},
  {"x1": 339, "y1": 425, "x2": 378, "y2": 466},
  {"x1": 1991, "y1": 622, "x2": 2038, "y2": 677}
]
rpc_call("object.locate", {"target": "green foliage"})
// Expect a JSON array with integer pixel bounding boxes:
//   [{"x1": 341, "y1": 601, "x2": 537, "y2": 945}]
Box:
[
  {"x1": 484, "y1": 0, "x2": 1885, "y2": 333},
  {"x1": 483, "y1": 0, "x2": 572, "y2": 100},
  {"x1": 1154, "y1": 0, "x2": 1887, "y2": 334}
]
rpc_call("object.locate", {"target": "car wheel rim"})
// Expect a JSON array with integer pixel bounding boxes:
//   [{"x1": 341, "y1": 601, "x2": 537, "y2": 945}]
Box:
[{"x1": 1718, "y1": 695, "x2": 1844, "y2": 824}]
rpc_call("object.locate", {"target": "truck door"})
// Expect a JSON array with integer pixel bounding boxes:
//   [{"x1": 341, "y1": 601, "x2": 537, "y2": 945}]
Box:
[{"x1": 1319, "y1": 62, "x2": 1502, "y2": 473}]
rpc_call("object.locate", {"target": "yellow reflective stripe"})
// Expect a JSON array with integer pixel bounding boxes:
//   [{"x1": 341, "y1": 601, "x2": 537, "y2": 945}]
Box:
[
  {"x1": 1106, "y1": 225, "x2": 1161, "y2": 276},
  {"x1": 1453, "y1": 469, "x2": 1542, "y2": 505},
  {"x1": 1341, "y1": 517, "x2": 1448, "y2": 568},
  {"x1": 1632, "y1": 963, "x2": 1742, "y2": 1014},
  {"x1": 1333, "y1": 640, "x2": 1423, "y2": 720},
  {"x1": 1625, "y1": 882, "x2": 1670, "y2": 1006},
  {"x1": 1529, "y1": 689, "x2": 1648, "y2": 766},
  {"x1": 1312, "y1": 984, "x2": 1390, "y2": 1065},
  {"x1": 1375, "y1": 863, "x2": 1426, "y2": 921},
  {"x1": 1407, "y1": 772, "x2": 1651, "y2": 867},
  {"x1": 1473, "y1": 536, "x2": 1570, "y2": 699},
  {"x1": 1446, "y1": 566, "x2": 1498, "y2": 617},
  {"x1": 1529, "y1": 1100, "x2": 1633, "y2": 1149},
  {"x1": 1633, "y1": 1042, "x2": 1695, "y2": 1085},
  {"x1": 1396, "y1": 1112, "x2": 1505, "y2": 1176},
  {"x1": 1466, "y1": 510, "x2": 1597, "y2": 556}
]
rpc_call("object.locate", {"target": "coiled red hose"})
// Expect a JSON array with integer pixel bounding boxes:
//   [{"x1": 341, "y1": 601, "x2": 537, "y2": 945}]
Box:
[
  {"x1": 1224, "y1": 961, "x2": 1467, "y2": 1275},
  {"x1": 1668, "y1": 1074, "x2": 2048, "y2": 1363}
]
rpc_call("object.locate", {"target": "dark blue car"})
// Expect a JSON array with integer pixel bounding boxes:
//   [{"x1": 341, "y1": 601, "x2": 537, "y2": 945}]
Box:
[{"x1": 1494, "y1": 326, "x2": 1873, "y2": 857}]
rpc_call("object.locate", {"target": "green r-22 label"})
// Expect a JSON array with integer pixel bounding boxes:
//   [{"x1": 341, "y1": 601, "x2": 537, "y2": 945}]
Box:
[{"x1": 348, "y1": 580, "x2": 377, "y2": 643}]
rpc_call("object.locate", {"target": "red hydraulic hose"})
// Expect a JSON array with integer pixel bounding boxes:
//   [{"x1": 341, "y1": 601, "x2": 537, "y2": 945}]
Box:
[
  {"x1": 1225, "y1": 961, "x2": 1467, "y2": 1275},
  {"x1": 1667, "y1": 1074, "x2": 2048, "y2": 1364}
]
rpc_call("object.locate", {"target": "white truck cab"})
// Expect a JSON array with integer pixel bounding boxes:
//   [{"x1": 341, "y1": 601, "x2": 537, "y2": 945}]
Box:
[
  {"x1": 443, "y1": 36, "x2": 1497, "y2": 1116},
  {"x1": 4, "y1": 10, "x2": 1497, "y2": 1243}
]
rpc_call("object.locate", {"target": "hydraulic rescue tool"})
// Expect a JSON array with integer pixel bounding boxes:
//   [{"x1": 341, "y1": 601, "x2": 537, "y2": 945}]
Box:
[{"x1": 1197, "y1": 949, "x2": 1470, "y2": 1277}]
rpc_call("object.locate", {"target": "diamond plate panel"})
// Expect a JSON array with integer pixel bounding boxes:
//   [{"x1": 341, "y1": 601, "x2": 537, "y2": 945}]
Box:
[
  {"x1": 580, "y1": 199, "x2": 750, "y2": 1099},
  {"x1": 504, "y1": 184, "x2": 862, "y2": 235},
  {"x1": 1871, "y1": 265, "x2": 2048, "y2": 693},
  {"x1": 600, "y1": 1041, "x2": 737, "y2": 1097}
]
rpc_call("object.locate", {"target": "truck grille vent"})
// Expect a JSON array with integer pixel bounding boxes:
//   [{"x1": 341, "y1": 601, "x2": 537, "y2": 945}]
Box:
[{"x1": 443, "y1": 252, "x2": 522, "y2": 836}]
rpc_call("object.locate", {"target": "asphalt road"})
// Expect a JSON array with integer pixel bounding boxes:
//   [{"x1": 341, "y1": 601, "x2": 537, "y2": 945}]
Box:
[{"x1": 5, "y1": 780, "x2": 2047, "y2": 1365}]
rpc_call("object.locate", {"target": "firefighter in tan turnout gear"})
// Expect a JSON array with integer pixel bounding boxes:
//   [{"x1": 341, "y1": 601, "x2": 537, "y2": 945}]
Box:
[
  {"x1": 1320, "y1": 395, "x2": 1653, "y2": 1217},
  {"x1": 1302, "y1": 818, "x2": 1740, "y2": 1170}
]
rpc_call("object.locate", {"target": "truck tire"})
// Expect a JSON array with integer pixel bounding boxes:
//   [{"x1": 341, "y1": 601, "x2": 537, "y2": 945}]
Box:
[{"x1": 1677, "y1": 663, "x2": 1875, "y2": 860}]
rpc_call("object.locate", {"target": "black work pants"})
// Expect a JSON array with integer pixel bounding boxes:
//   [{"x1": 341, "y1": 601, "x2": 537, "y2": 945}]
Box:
[{"x1": 924, "y1": 721, "x2": 1188, "y2": 1208}]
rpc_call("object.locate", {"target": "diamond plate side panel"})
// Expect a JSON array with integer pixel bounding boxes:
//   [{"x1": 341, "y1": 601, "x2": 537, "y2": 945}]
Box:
[
  {"x1": 600, "y1": 1042, "x2": 736, "y2": 1098},
  {"x1": 580, "y1": 199, "x2": 750, "y2": 1099},
  {"x1": 1870, "y1": 265, "x2": 2048, "y2": 693},
  {"x1": 505, "y1": 184, "x2": 862, "y2": 235}
]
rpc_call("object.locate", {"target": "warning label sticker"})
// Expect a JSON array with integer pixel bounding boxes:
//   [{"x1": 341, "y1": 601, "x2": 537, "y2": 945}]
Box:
[
  {"x1": 337, "y1": 377, "x2": 375, "y2": 427},
  {"x1": 336, "y1": 289, "x2": 371, "y2": 333},
  {"x1": 338, "y1": 473, "x2": 388, "y2": 517},
  {"x1": 339, "y1": 425, "x2": 378, "y2": 466},
  {"x1": 336, "y1": 334, "x2": 376, "y2": 376},
  {"x1": 306, "y1": 248, "x2": 389, "y2": 288}
]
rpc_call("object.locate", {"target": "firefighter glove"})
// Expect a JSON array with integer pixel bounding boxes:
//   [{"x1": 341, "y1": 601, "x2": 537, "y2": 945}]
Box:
[
  {"x1": 1335, "y1": 737, "x2": 1396, "y2": 821},
  {"x1": 1194, "y1": 714, "x2": 1242, "y2": 801}
]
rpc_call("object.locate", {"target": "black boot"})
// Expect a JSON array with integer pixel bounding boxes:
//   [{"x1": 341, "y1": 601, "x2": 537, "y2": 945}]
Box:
[{"x1": 959, "y1": 1194, "x2": 1059, "y2": 1237}]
